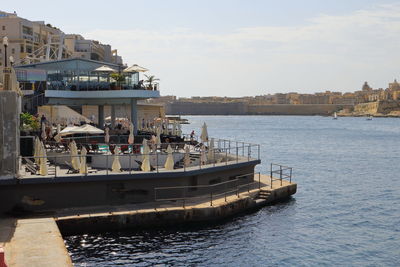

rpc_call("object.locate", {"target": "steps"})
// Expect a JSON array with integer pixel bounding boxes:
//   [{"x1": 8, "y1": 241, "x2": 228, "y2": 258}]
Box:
[{"x1": 257, "y1": 190, "x2": 271, "y2": 200}]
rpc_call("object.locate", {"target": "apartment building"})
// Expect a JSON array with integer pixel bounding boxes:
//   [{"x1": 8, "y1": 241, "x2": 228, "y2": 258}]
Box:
[{"x1": 0, "y1": 10, "x2": 123, "y2": 65}]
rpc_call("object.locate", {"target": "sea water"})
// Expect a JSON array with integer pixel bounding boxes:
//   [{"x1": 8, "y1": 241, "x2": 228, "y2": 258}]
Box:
[{"x1": 65, "y1": 116, "x2": 400, "y2": 266}]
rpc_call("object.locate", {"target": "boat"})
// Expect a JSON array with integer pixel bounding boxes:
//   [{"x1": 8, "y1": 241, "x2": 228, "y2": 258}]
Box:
[
  {"x1": 366, "y1": 115, "x2": 373, "y2": 120},
  {"x1": 333, "y1": 112, "x2": 338, "y2": 120}
]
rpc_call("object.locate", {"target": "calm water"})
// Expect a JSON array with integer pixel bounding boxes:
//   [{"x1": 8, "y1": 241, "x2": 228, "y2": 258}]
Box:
[{"x1": 65, "y1": 116, "x2": 400, "y2": 266}]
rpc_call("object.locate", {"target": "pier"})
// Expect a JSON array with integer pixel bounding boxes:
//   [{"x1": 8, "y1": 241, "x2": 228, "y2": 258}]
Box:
[{"x1": 0, "y1": 173, "x2": 296, "y2": 266}]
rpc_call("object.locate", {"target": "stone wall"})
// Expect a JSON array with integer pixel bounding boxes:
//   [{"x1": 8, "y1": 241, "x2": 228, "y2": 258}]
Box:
[
  {"x1": 166, "y1": 102, "x2": 352, "y2": 116},
  {"x1": 0, "y1": 91, "x2": 20, "y2": 179}
]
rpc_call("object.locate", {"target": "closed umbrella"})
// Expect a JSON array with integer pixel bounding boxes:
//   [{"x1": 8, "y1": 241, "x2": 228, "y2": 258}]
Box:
[
  {"x1": 54, "y1": 124, "x2": 62, "y2": 143},
  {"x1": 200, "y1": 144, "x2": 207, "y2": 166},
  {"x1": 172, "y1": 121, "x2": 177, "y2": 136},
  {"x1": 41, "y1": 122, "x2": 47, "y2": 141},
  {"x1": 69, "y1": 141, "x2": 80, "y2": 171},
  {"x1": 177, "y1": 123, "x2": 182, "y2": 137},
  {"x1": 163, "y1": 121, "x2": 168, "y2": 135},
  {"x1": 79, "y1": 146, "x2": 87, "y2": 174},
  {"x1": 164, "y1": 145, "x2": 174, "y2": 170},
  {"x1": 105, "y1": 127, "x2": 110, "y2": 143},
  {"x1": 141, "y1": 139, "x2": 151, "y2": 172},
  {"x1": 112, "y1": 146, "x2": 122, "y2": 172},
  {"x1": 39, "y1": 141, "x2": 48, "y2": 176},
  {"x1": 34, "y1": 137, "x2": 40, "y2": 164},
  {"x1": 184, "y1": 145, "x2": 191, "y2": 167},
  {"x1": 156, "y1": 126, "x2": 161, "y2": 146},
  {"x1": 207, "y1": 138, "x2": 215, "y2": 162},
  {"x1": 128, "y1": 123, "x2": 134, "y2": 144},
  {"x1": 200, "y1": 122, "x2": 208, "y2": 143}
]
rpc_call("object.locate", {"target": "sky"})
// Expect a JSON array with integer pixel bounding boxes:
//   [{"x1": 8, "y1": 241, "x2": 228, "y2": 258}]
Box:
[{"x1": 3, "y1": 0, "x2": 400, "y2": 97}]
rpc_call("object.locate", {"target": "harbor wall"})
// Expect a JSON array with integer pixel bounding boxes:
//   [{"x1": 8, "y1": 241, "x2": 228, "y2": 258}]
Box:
[
  {"x1": 166, "y1": 102, "x2": 351, "y2": 116},
  {"x1": 0, "y1": 161, "x2": 258, "y2": 214},
  {"x1": 0, "y1": 91, "x2": 20, "y2": 179}
]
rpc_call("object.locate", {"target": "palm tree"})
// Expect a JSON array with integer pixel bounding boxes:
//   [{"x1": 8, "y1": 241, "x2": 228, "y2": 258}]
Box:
[{"x1": 144, "y1": 74, "x2": 160, "y2": 89}]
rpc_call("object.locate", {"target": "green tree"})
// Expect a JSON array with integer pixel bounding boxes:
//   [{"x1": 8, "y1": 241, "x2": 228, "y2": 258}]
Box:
[{"x1": 110, "y1": 73, "x2": 125, "y2": 88}]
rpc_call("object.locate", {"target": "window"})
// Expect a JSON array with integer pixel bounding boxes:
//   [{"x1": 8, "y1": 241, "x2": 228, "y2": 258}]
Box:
[
  {"x1": 2, "y1": 26, "x2": 5, "y2": 31},
  {"x1": 11, "y1": 48, "x2": 15, "y2": 54},
  {"x1": 20, "y1": 45, "x2": 24, "y2": 53},
  {"x1": 22, "y1": 26, "x2": 33, "y2": 35}
]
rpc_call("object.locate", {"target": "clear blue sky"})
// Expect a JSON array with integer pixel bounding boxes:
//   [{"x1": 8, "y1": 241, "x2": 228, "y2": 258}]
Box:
[{"x1": 3, "y1": 0, "x2": 400, "y2": 96}]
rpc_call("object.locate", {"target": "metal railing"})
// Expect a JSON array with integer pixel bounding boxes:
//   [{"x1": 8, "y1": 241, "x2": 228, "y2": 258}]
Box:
[
  {"x1": 19, "y1": 144, "x2": 259, "y2": 179},
  {"x1": 270, "y1": 163, "x2": 293, "y2": 188},
  {"x1": 154, "y1": 172, "x2": 262, "y2": 207}
]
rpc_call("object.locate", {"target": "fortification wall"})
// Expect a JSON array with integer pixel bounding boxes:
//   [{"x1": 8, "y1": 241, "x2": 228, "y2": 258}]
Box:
[
  {"x1": 248, "y1": 104, "x2": 350, "y2": 115},
  {"x1": 166, "y1": 102, "x2": 351, "y2": 116},
  {"x1": 166, "y1": 102, "x2": 248, "y2": 115}
]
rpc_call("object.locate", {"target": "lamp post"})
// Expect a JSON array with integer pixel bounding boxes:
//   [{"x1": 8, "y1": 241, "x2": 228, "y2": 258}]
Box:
[{"x1": 3, "y1": 36, "x2": 8, "y2": 67}]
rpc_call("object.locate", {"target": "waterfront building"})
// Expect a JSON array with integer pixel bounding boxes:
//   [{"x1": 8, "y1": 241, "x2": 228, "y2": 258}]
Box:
[{"x1": 16, "y1": 58, "x2": 160, "y2": 133}]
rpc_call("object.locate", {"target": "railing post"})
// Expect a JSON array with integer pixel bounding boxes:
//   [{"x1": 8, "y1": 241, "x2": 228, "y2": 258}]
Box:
[
  {"x1": 106, "y1": 154, "x2": 109, "y2": 175},
  {"x1": 290, "y1": 168, "x2": 292, "y2": 183},
  {"x1": 280, "y1": 165, "x2": 283, "y2": 186},
  {"x1": 225, "y1": 148, "x2": 228, "y2": 165},
  {"x1": 129, "y1": 153, "x2": 132, "y2": 175},
  {"x1": 213, "y1": 149, "x2": 215, "y2": 167},
  {"x1": 242, "y1": 142, "x2": 244, "y2": 156},
  {"x1": 236, "y1": 146, "x2": 238, "y2": 163},
  {"x1": 156, "y1": 150, "x2": 159, "y2": 173},
  {"x1": 247, "y1": 145, "x2": 250, "y2": 161},
  {"x1": 259, "y1": 172, "x2": 261, "y2": 189},
  {"x1": 270, "y1": 163, "x2": 273, "y2": 189}
]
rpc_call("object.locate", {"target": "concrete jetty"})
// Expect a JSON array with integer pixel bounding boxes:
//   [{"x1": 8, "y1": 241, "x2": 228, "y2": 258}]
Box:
[
  {"x1": 0, "y1": 217, "x2": 72, "y2": 267},
  {"x1": 0, "y1": 175, "x2": 295, "y2": 265}
]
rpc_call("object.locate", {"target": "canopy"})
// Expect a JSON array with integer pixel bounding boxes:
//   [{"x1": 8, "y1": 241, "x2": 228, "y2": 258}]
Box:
[
  {"x1": 200, "y1": 144, "x2": 207, "y2": 166},
  {"x1": 94, "y1": 65, "x2": 117, "y2": 72},
  {"x1": 123, "y1": 64, "x2": 148, "y2": 73},
  {"x1": 61, "y1": 124, "x2": 104, "y2": 135}
]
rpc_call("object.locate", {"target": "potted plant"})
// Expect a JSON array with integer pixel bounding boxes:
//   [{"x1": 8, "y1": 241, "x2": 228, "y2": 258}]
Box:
[
  {"x1": 110, "y1": 73, "x2": 125, "y2": 90},
  {"x1": 144, "y1": 74, "x2": 160, "y2": 90}
]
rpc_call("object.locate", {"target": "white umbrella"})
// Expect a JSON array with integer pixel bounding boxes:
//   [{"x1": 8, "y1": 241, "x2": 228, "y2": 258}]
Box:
[
  {"x1": 172, "y1": 121, "x2": 177, "y2": 136},
  {"x1": 34, "y1": 137, "x2": 40, "y2": 164},
  {"x1": 156, "y1": 126, "x2": 161, "y2": 146},
  {"x1": 177, "y1": 123, "x2": 182, "y2": 137},
  {"x1": 184, "y1": 145, "x2": 191, "y2": 168},
  {"x1": 41, "y1": 122, "x2": 47, "y2": 141},
  {"x1": 128, "y1": 123, "x2": 134, "y2": 144},
  {"x1": 79, "y1": 146, "x2": 87, "y2": 174},
  {"x1": 200, "y1": 122, "x2": 208, "y2": 143},
  {"x1": 54, "y1": 124, "x2": 62, "y2": 142},
  {"x1": 200, "y1": 144, "x2": 207, "y2": 166},
  {"x1": 105, "y1": 127, "x2": 110, "y2": 143},
  {"x1": 94, "y1": 65, "x2": 117, "y2": 72},
  {"x1": 69, "y1": 124, "x2": 104, "y2": 135},
  {"x1": 151, "y1": 135, "x2": 157, "y2": 151},
  {"x1": 123, "y1": 64, "x2": 149, "y2": 73},
  {"x1": 39, "y1": 141, "x2": 48, "y2": 176},
  {"x1": 207, "y1": 138, "x2": 215, "y2": 162},
  {"x1": 163, "y1": 121, "x2": 168, "y2": 135},
  {"x1": 69, "y1": 141, "x2": 80, "y2": 170},
  {"x1": 141, "y1": 139, "x2": 151, "y2": 172},
  {"x1": 111, "y1": 146, "x2": 122, "y2": 172},
  {"x1": 164, "y1": 145, "x2": 174, "y2": 170}
]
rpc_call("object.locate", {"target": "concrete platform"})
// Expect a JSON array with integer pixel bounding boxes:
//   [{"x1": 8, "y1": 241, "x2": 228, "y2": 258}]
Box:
[{"x1": 0, "y1": 217, "x2": 72, "y2": 267}]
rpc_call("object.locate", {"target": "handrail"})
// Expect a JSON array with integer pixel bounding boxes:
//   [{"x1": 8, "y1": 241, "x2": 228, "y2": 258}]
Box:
[
  {"x1": 154, "y1": 172, "x2": 261, "y2": 207},
  {"x1": 270, "y1": 163, "x2": 293, "y2": 188}
]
